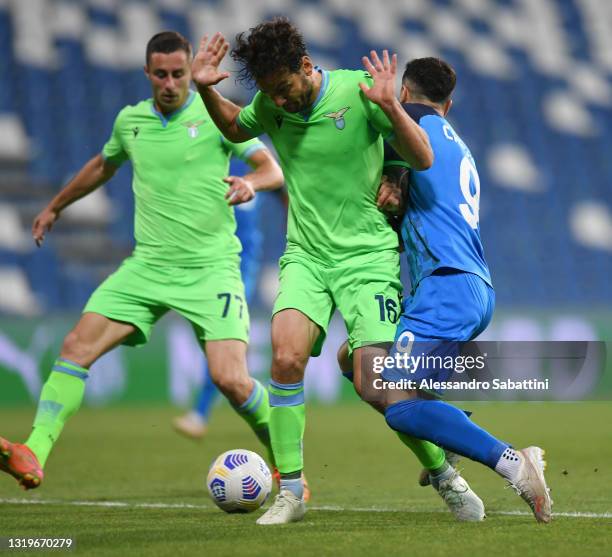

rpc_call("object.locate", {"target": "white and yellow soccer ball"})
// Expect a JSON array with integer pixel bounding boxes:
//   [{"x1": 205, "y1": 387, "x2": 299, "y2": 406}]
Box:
[{"x1": 207, "y1": 449, "x2": 272, "y2": 513}]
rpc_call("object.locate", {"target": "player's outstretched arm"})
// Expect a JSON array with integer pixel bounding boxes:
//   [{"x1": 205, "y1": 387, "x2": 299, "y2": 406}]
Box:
[
  {"x1": 360, "y1": 50, "x2": 433, "y2": 171},
  {"x1": 32, "y1": 154, "x2": 118, "y2": 247},
  {"x1": 224, "y1": 149, "x2": 284, "y2": 206},
  {"x1": 192, "y1": 33, "x2": 253, "y2": 143}
]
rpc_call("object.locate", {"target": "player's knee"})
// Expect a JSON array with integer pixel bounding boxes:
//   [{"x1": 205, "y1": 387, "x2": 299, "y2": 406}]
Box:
[
  {"x1": 384, "y1": 404, "x2": 404, "y2": 433},
  {"x1": 384, "y1": 399, "x2": 420, "y2": 435},
  {"x1": 271, "y1": 349, "x2": 307, "y2": 382},
  {"x1": 60, "y1": 330, "x2": 96, "y2": 367}
]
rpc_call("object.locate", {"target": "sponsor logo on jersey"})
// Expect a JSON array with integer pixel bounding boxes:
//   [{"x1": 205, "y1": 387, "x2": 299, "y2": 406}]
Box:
[
  {"x1": 324, "y1": 107, "x2": 350, "y2": 130},
  {"x1": 182, "y1": 119, "x2": 206, "y2": 138}
]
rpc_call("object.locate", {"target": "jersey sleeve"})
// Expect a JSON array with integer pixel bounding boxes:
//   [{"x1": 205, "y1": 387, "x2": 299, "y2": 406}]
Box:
[
  {"x1": 236, "y1": 92, "x2": 266, "y2": 137},
  {"x1": 221, "y1": 136, "x2": 267, "y2": 162},
  {"x1": 359, "y1": 72, "x2": 394, "y2": 140},
  {"x1": 383, "y1": 104, "x2": 437, "y2": 169},
  {"x1": 383, "y1": 141, "x2": 410, "y2": 169},
  {"x1": 101, "y1": 109, "x2": 129, "y2": 166}
]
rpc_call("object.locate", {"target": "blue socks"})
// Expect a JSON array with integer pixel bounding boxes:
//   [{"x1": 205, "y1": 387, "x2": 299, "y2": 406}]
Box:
[
  {"x1": 194, "y1": 361, "x2": 221, "y2": 421},
  {"x1": 385, "y1": 399, "x2": 509, "y2": 469}
]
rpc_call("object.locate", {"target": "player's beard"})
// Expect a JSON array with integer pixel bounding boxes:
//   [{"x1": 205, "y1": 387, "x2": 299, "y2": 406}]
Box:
[{"x1": 284, "y1": 79, "x2": 314, "y2": 114}]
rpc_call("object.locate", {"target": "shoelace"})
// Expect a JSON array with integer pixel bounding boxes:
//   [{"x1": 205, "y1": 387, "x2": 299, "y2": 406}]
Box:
[
  {"x1": 438, "y1": 475, "x2": 468, "y2": 508},
  {"x1": 507, "y1": 479, "x2": 545, "y2": 517},
  {"x1": 439, "y1": 487, "x2": 465, "y2": 508},
  {"x1": 266, "y1": 494, "x2": 290, "y2": 516},
  {"x1": 506, "y1": 480, "x2": 529, "y2": 500},
  {"x1": 506, "y1": 480, "x2": 553, "y2": 507}
]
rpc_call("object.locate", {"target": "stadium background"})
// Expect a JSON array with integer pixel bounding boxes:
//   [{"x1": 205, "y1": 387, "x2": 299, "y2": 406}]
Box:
[{"x1": 0, "y1": 0, "x2": 611, "y2": 408}]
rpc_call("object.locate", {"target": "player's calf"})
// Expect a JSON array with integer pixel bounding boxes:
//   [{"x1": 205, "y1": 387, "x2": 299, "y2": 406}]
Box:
[
  {"x1": 60, "y1": 330, "x2": 97, "y2": 369},
  {"x1": 205, "y1": 339, "x2": 252, "y2": 404},
  {"x1": 337, "y1": 340, "x2": 352, "y2": 374},
  {"x1": 209, "y1": 371, "x2": 252, "y2": 404},
  {"x1": 60, "y1": 313, "x2": 136, "y2": 368},
  {"x1": 385, "y1": 399, "x2": 552, "y2": 523}
]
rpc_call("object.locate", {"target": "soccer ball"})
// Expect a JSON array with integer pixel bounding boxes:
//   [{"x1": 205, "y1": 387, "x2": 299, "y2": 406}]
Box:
[{"x1": 206, "y1": 449, "x2": 272, "y2": 513}]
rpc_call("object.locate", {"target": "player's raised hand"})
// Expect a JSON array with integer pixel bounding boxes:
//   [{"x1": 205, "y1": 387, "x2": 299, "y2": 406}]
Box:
[
  {"x1": 359, "y1": 50, "x2": 397, "y2": 110},
  {"x1": 377, "y1": 175, "x2": 403, "y2": 215},
  {"x1": 192, "y1": 33, "x2": 231, "y2": 88},
  {"x1": 32, "y1": 206, "x2": 59, "y2": 247},
  {"x1": 224, "y1": 176, "x2": 255, "y2": 206}
]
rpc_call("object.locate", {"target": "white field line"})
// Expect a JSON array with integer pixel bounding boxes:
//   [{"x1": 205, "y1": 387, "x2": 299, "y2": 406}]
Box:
[{"x1": 1, "y1": 498, "x2": 611, "y2": 519}]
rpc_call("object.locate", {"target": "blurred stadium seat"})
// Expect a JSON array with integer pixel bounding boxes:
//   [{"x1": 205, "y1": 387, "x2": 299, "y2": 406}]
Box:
[
  {"x1": 0, "y1": 0, "x2": 610, "y2": 315},
  {"x1": 0, "y1": 204, "x2": 31, "y2": 252},
  {"x1": 0, "y1": 266, "x2": 41, "y2": 316}
]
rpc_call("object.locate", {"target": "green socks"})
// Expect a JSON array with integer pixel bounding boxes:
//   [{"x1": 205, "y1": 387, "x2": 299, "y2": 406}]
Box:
[
  {"x1": 268, "y1": 380, "x2": 305, "y2": 474},
  {"x1": 234, "y1": 379, "x2": 275, "y2": 466},
  {"x1": 25, "y1": 361, "x2": 444, "y2": 480},
  {"x1": 396, "y1": 432, "x2": 446, "y2": 471},
  {"x1": 340, "y1": 369, "x2": 446, "y2": 473},
  {"x1": 26, "y1": 358, "x2": 89, "y2": 467}
]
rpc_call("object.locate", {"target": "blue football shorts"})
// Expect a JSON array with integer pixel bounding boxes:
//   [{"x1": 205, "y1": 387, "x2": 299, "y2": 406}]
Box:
[{"x1": 381, "y1": 268, "x2": 495, "y2": 385}]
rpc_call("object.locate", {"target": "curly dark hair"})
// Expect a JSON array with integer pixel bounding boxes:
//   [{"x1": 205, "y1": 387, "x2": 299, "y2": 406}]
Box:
[
  {"x1": 402, "y1": 57, "x2": 456, "y2": 104},
  {"x1": 231, "y1": 17, "x2": 308, "y2": 83}
]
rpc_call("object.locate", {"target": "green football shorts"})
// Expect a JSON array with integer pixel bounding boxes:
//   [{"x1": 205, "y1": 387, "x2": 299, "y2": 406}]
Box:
[
  {"x1": 84, "y1": 257, "x2": 249, "y2": 347},
  {"x1": 273, "y1": 248, "x2": 402, "y2": 356}
]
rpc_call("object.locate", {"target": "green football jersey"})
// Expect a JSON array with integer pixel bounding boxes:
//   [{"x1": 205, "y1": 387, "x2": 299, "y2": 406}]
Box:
[
  {"x1": 103, "y1": 90, "x2": 265, "y2": 267},
  {"x1": 237, "y1": 68, "x2": 398, "y2": 264}
]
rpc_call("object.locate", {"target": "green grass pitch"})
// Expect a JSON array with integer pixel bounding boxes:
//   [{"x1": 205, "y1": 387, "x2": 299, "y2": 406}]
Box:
[{"x1": 1, "y1": 402, "x2": 611, "y2": 556}]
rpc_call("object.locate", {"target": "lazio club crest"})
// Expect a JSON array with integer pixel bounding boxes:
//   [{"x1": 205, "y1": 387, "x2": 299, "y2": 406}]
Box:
[
  {"x1": 324, "y1": 107, "x2": 350, "y2": 130},
  {"x1": 182, "y1": 119, "x2": 206, "y2": 138}
]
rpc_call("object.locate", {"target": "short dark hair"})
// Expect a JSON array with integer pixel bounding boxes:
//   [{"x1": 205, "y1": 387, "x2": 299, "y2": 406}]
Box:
[
  {"x1": 402, "y1": 57, "x2": 456, "y2": 104},
  {"x1": 231, "y1": 17, "x2": 308, "y2": 84},
  {"x1": 146, "y1": 31, "x2": 191, "y2": 64}
]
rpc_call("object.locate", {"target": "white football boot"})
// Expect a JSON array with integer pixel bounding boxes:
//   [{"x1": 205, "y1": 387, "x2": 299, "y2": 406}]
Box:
[
  {"x1": 172, "y1": 412, "x2": 207, "y2": 440},
  {"x1": 256, "y1": 489, "x2": 306, "y2": 525},
  {"x1": 434, "y1": 469, "x2": 486, "y2": 521},
  {"x1": 507, "y1": 447, "x2": 552, "y2": 523},
  {"x1": 419, "y1": 450, "x2": 461, "y2": 486}
]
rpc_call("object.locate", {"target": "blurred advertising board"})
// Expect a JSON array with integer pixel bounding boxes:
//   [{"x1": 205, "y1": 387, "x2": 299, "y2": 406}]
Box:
[{"x1": 0, "y1": 310, "x2": 611, "y2": 406}]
